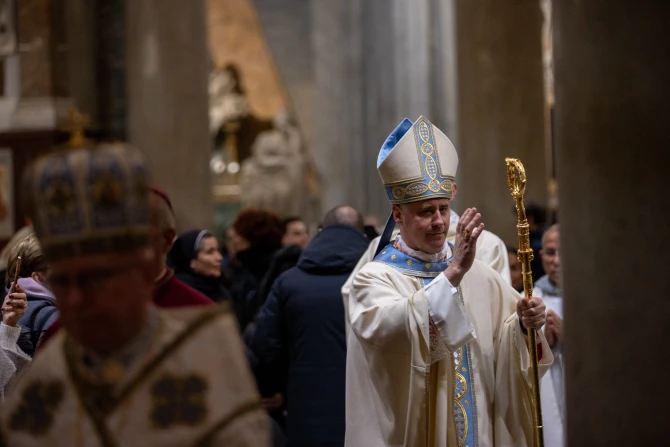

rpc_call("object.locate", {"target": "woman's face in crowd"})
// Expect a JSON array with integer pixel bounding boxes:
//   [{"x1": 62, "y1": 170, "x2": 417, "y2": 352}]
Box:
[{"x1": 191, "y1": 237, "x2": 223, "y2": 277}]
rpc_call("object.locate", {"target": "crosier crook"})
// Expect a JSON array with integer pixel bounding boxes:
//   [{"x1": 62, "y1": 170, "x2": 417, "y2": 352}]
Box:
[{"x1": 505, "y1": 158, "x2": 544, "y2": 447}]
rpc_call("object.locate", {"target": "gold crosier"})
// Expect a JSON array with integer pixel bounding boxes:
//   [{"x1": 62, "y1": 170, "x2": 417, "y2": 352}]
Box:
[{"x1": 505, "y1": 158, "x2": 544, "y2": 447}]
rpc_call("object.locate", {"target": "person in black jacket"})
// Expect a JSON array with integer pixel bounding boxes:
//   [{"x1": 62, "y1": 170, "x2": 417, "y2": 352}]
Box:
[
  {"x1": 167, "y1": 229, "x2": 232, "y2": 303},
  {"x1": 230, "y1": 208, "x2": 284, "y2": 331},
  {"x1": 251, "y1": 205, "x2": 369, "y2": 447}
]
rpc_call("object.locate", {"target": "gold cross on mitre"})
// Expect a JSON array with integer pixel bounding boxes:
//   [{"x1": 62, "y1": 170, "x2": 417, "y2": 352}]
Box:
[{"x1": 61, "y1": 107, "x2": 93, "y2": 148}]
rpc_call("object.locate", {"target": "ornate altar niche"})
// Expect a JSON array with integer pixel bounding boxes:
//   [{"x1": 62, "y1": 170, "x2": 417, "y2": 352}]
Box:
[{"x1": 208, "y1": 0, "x2": 320, "y2": 235}]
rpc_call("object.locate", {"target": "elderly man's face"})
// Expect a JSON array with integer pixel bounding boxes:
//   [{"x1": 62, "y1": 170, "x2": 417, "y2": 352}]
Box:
[
  {"x1": 48, "y1": 250, "x2": 156, "y2": 355},
  {"x1": 393, "y1": 198, "x2": 450, "y2": 254},
  {"x1": 540, "y1": 230, "x2": 561, "y2": 286}
]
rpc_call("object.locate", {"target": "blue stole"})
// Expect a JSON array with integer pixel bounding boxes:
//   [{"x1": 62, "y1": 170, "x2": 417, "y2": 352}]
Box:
[{"x1": 374, "y1": 243, "x2": 478, "y2": 447}]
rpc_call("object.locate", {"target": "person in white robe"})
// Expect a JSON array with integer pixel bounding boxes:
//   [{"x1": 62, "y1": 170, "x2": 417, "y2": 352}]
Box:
[
  {"x1": 0, "y1": 283, "x2": 30, "y2": 401},
  {"x1": 345, "y1": 116, "x2": 552, "y2": 446},
  {"x1": 0, "y1": 144, "x2": 268, "y2": 446},
  {"x1": 532, "y1": 224, "x2": 564, "y2": 447},
  {"x1": 342, "y1": 209, "x2": 510, "y2": 334}
]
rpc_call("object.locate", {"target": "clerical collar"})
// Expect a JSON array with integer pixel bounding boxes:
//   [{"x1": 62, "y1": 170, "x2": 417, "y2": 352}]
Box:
[{"x1": 395, "y1": 234, "x2": 451, "y2": 263}]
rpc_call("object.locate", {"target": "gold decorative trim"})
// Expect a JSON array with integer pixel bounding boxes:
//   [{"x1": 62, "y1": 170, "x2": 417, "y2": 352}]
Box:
[
  {"x1": 63, "y1": 302, "x2": 232, "y2": 443},
  {"x1": 194, "y1": 400, "x2": 262, "y2": 447},
  {"x1": 454, "y1": 400, "x2": 469, "y2": 447},
  {"x1": 62, "y1": 354, "x2": 118, "y2": 447},
  {"x1": 373, "y1": 260, "x2": 442, "y2": 278},
  {"x1": 115, "y1": 303, "x2": 231, "y2": 406}
]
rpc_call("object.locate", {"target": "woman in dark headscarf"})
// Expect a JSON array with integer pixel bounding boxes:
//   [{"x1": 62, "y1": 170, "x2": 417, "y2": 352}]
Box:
[{"x1": 168, "y1": 229, "x2": 231, "y2": 303}]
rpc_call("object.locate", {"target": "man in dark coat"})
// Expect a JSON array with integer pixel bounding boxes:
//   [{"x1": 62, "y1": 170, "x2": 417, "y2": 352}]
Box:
[{"x1": 251, "y1": 205, "x2": 369, "y2": 447}]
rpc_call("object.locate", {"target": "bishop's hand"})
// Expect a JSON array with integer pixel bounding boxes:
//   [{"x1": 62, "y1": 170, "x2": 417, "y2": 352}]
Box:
[
  {"x1": 444, "y1": 208, "x2": 485, "y2": 287},
  {"x1": 517, "y1": 297, "x2": 546, "y2": 331}
]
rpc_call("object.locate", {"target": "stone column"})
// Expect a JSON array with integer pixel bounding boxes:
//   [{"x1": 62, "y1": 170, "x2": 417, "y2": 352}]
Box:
[
  {"x1": 311, "y1": 0, "x2": 366, "y2": 213},
  {"x1": 554, "y1": 2, "x2": 670, "y2": 445},
  {"x1": 252, "y1": 0, "x2": 315, "y2": 151},
  {"x1": 454, "y1": 0, "x2": 547, "y2": 244},
  {"x1": 126, "y1": 0, "x2": 213, "y2": 230}
]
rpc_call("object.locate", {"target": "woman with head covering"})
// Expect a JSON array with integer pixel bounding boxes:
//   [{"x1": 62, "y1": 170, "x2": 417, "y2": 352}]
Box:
[{"x1": 168, "y1": 229, "x2": 231, "y2": 303}]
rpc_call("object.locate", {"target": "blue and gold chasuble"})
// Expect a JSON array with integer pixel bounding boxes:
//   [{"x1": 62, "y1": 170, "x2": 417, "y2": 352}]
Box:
[{"x1": 374, "y1": 243, "x2": 477, "y2": 447}]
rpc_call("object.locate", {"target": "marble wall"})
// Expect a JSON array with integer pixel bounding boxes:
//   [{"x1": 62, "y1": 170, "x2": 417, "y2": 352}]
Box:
[
  {"x1": 252, "y1": 0, "x2": 315, "y2": 151},
  {"x1": 126, "y1": 0, "x2": 213, "y2": 231},
  {"x1": 311, "y1": 0, "x2": 460, "y2": 221}
]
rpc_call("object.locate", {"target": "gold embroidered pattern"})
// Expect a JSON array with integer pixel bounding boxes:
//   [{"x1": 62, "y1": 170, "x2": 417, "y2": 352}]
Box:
[
  {"x1": 421, "y1": 142, "x2": 434, "y2": 155},
  {"x1": 46, "y1": 182, "x2": 76, "y2": 216},
  {"x1": 383, "y1": 117, "x2": 456, "y2": 203},
  {"x1": 9, "y1": 381, "x2": 65, "y2": 436},
  {"x1": 454, "y1": 347, "x2": 469, "y2": 446},
  {"x1": 93, "y1": 175, "x2": 125, "y2": 208},
  {"x1": 151, "y1": 374, "x2": 208, "y2": 428}
]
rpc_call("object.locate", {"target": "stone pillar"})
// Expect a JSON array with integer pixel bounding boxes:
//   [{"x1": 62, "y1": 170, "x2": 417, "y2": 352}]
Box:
[
  {"x1": 454, "y1": 0, "x2": 547, "y2": 244},
  {"x1": 554, "y1": 2, "x2": 670, "y2": 445},
  {"x1": 312, "y1": 0, "x2": 366, "y2": 213},
  {"x1": 313, "y1": 0, "x2": 465, "y2": 223},
  {"x1": 126, "y1": 0, "x2": 212, "y2": 230},
  {"x1": 252, "y1": 0, "x2": 315, "y2": 151}
]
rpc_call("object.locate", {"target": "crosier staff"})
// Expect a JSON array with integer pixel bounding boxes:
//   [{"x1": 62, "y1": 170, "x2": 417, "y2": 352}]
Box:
[{"x1": 505, "y1": 158, "x2": 544, "y2": 447}]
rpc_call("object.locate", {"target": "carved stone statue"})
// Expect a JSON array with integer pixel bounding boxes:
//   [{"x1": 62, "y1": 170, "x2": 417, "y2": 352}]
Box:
[
  {"x1": 209, "y1": 65, "x2": 250, "y2": 135},
  {"x1": 209, "y1": 64, "x2": 273, "y2": 163},
  {"x1": 540, "y1": 0, "x2": 554, "y2": 106},
  {"x1": 240, "y1": 129, "x2": 303, "y2": 217}
]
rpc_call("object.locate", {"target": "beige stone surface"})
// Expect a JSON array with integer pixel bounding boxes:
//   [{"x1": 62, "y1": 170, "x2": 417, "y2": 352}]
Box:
[
  {"x1": 454, "y1": 0, "x2": 548, "y2": 245},
  {"x1": 554, "y1": 2, "x2": 670, "y2": 444},
  {"x1": 127, "y1": 0, "x2": 213, "y2": 231}
]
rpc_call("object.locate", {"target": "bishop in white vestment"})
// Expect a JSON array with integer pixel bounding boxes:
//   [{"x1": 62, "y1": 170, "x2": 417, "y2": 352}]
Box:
[
  {"x1": 0, "y1": 144, "x2": 268, "y2": 446},
  {"x1": 345, "y1": 116, "x2": 552, "y2": 447}
]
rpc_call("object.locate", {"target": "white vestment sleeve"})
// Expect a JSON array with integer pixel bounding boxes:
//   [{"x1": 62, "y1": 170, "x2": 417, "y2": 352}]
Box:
[
  {"x1": 0, "y1": 323, "x2": 31, "y2": 401},
  {"x1": 424, "y1": 273, "x2": 476, "y2": 351},
  {"x1": 0, "y1": 324, "x2": 25, "y2": 355}
]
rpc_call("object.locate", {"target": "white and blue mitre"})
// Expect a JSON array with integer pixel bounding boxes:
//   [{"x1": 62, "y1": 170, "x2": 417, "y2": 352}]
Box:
[
  {"x1": 21, "y1": 143, "x2": 151, "y2": 261},
  {"x1": 378, "y1": 116, "x2": 458, "y2": 204}
]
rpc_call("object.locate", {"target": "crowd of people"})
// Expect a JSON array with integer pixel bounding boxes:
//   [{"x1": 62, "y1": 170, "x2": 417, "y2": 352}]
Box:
[{"x1": 0, "y1": 117, "x2": 563, "y2": 447}]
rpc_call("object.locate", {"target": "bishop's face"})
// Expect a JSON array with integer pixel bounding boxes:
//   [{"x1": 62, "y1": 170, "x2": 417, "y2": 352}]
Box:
[
  {"x1": 393, "y1": 198, "x2": 450, "y2": 254},
  {"x1": 48, "y1": 249, "x2": 156, "y2": 356}
]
